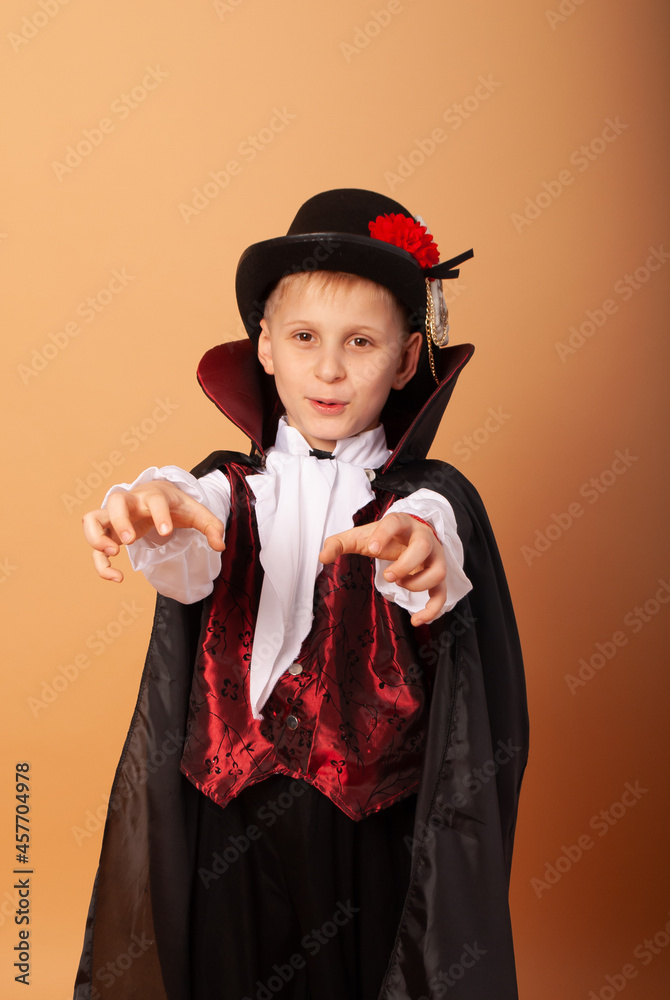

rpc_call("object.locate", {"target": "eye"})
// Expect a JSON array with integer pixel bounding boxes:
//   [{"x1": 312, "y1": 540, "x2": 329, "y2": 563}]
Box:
[
  {"x1": 293, "y1": 331, "x2": 314, "y2": 342},
  {"x1": 349, "y1": 336, "x2": 371, "y2": 348}
]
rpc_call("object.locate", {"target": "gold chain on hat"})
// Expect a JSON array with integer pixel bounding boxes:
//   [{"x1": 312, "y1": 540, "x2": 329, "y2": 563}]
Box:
[{"x1": 425, "y1": 279, "x2": 440, "y2": 385}]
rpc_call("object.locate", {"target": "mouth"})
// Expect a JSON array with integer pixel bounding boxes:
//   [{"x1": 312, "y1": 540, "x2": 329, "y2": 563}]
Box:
[{"x1": 308, "y1": 398, "x2": 348, "y2": 414}]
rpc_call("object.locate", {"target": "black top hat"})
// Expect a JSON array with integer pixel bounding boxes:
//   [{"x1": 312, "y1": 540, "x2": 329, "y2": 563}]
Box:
[
  {"x1": 229, "y1": 189, "x2": 474, "y2": 448},
  {"x1": 235, "y1": 188, "x2": 473, "y2": 347}
]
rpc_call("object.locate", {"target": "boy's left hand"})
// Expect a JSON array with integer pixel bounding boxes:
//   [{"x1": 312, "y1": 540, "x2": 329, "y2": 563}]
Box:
[{"x1": 319, "y1": 512, "x2": 446, "y2": 627}]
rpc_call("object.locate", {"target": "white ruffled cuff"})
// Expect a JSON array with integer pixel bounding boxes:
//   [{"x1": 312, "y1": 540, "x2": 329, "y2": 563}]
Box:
[{"x1": 103, "y1": 466, "x2": 230, "y2": 602}]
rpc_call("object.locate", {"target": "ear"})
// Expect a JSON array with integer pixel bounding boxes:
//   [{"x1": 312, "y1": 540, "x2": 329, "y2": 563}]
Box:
[
  {"x1": 257, "y1": 320, "x2": 274, "y2": 375},
  {"x1": 393, "y1": 331, "x2": 423, "y2": 389}
]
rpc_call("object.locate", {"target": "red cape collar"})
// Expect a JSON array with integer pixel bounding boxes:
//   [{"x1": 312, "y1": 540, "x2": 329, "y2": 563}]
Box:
[{"x1": 197, "y1": 338, "x2": 474, "y2": 470}]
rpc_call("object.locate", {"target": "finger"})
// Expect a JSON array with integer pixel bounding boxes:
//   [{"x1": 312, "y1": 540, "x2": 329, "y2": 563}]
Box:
[
  {"x1": 144, "y1": 491, "x2": 175, "y2": 537},
  {"x1": 365, "y1": 512, "x2": 410, "y2": 556},
  {"x1": 183, "y1": 502, "x2": 226, "y2": 551},
  {"x1": 320, "y1": 524, "x2": 406, "y2": 564},
  {"x1": 389, "y1": 559, "x2": 445, "y2": 592},
  {"x1": 382, "y1": 534, "x2": 434, "y2": 582},
  {"x1": 82, "y1": 510, "x2": 120, "y2": 555},
  {"x1": 410, "y1": 582, "x2": 448, "y2": 627},
  {"x1": 106, "y1": 491, "x2": 142, "y2": 545},
  {"x1": 327, "y1": 524, "x2": 375, "y2": 558},
  {"x1": 319, "y1": 534, "x2": 345, "y2": 565},
  {"x1": 91, "y1": 548, "x2": 124, "y2": 583},
  {"x1": 202, "y1": 520, "x2": 226, "y2": 551}
]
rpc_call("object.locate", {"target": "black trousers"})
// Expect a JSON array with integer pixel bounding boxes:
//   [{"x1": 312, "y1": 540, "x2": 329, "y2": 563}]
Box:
[{"x1": 190, "y1": 775, "x2": 416, "y2": 1000}]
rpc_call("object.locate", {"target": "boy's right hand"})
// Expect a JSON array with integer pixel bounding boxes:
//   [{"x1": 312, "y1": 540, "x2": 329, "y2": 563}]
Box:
[{"x1": 82, "y1": 481, "x2": 225, "y2": 583}]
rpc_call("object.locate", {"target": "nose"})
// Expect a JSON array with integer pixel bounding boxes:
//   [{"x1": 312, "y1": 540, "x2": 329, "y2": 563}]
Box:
[{"x1": 313, "y1": 345, "x2": 345, "y2": 383}]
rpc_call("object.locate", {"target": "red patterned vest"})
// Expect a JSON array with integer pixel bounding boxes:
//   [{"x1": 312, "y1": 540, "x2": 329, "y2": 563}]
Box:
[{"x1": 180, "y1": 460, "x2": 436, "y2": 820}]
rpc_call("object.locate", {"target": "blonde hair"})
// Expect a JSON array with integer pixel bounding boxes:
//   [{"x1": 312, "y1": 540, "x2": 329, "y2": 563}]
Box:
[{"x1": 263, "y1": 270, "x2": 411, "y2": 337}]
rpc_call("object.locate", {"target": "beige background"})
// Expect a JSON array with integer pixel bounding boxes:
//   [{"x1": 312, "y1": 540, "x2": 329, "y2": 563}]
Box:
[{"x1": 1, "y1": 0, "x2": 669, "y2": 997}]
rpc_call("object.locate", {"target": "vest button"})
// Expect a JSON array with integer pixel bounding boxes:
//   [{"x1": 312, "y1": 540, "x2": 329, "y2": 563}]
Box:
[
  {"x1": 286, "y1": 715, "x2": 299, "y2": 730},
  {"x1": 288, "y1": 662, "x2": 303, "y2": 676}
]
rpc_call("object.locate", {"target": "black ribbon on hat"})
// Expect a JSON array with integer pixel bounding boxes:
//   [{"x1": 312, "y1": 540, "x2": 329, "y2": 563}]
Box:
[{"x1": 426, "y1": 248, "x2": 475, "y2": 280}]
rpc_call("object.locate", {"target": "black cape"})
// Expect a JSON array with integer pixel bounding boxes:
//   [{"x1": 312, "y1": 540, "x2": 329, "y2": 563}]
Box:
[{"x1": 73, "y1": 341, "x2": 528, "y2": 999}]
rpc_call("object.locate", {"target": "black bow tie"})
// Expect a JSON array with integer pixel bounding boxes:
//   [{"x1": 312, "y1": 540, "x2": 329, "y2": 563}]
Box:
[{"x1": 309, "y1": 448, "x2": 335, "y2": 460}]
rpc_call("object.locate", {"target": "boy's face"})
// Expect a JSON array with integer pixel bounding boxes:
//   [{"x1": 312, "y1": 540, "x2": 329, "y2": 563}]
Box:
[{"x1": 257, "y1": 278, "x2": 422, "y2": 451}]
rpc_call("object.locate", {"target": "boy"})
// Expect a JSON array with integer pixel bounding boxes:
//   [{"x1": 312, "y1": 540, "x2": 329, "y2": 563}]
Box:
[{"x1": 74, "y1": 189, "x2": 528, "y2": 1000}]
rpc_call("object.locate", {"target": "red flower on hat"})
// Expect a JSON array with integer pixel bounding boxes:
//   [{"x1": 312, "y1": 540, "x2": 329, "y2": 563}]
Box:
[{"x1": 368, "y1": 213, "x2": 440, "y2": 268}]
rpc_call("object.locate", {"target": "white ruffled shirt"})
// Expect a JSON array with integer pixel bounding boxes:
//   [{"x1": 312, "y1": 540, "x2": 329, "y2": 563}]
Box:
[{"x1": 104, "y1": 417, "x2": 472, "y2": 719}]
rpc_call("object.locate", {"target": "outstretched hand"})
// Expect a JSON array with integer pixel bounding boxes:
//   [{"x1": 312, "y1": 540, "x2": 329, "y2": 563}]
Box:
[
  {"x1": 82, "y1": 481, "x2": 225, "y2": 583},
  {"x1": 319, "y1": 512, "x2": 447, "y2": 627}
]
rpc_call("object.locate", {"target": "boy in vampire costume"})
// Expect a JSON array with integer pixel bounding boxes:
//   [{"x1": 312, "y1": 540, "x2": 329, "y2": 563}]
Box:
[{"x1": 75, "y1": 189, "x2": 528, "y2": 1000}]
